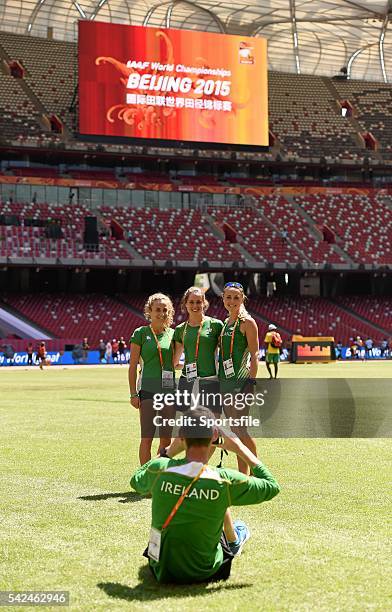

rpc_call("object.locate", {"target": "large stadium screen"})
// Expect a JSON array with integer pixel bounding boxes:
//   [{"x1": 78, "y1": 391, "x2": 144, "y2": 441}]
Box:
[{"x1": 78, "y1": 21, "x2": 268, "y2": 148}]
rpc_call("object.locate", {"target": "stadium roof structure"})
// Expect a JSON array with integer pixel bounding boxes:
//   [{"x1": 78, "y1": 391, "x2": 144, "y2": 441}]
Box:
[{"x1": 1, "y1": 1, "x2": 392, "y2": 81}]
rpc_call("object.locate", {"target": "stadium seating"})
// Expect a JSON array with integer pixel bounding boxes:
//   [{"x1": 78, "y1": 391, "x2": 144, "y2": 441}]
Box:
[
  {"x1": 208, "y1": 206, "x2": 303, "y2": 263},
  {"x1": 334, "y1": 80, "x2": 392, "y2": 159},
  {"x1": 9, "y1": 166, "x2": 59, "y2": 177},
  {"x1": 1, "y1": 292, "x2": 389, "y2": 350},
  {"x1": 255, "y1": 196, "x2": 347, "y2": 264},
  {"x1": 1, "y1": 293, "x2": 145, "y2": 345},
  {"x1": 99, "y1": 206, "x2": 243, "y2": 262},
  {"x1": 335, "y1": 296, "x2": 392, "y2": 335},
  {"x1": 0, "y1": 71, "x2": 42, "y2": 142},
  {"x1": 294, "y1": 193, "x2": 392, "y2": 264},
  {"x1": 0, "y1": 31, "x2": 75, "y2": 130},
  {"x1": 0, "y1": 201, "x2": 131, "y2": 260},
  {"x1": 268, "y1": 72, "x2": 366, "y2": 161},
  {"x1": 249, "y1": 296, "x2": 385, "y2": 344}
]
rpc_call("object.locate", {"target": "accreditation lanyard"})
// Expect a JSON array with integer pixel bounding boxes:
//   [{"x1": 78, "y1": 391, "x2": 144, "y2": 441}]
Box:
[
  {"x1": 147, "y1": 463, "x2": 207, "y2": 562},
  {"x1": 150, "y1": 325, "x2": 165, "y2": 368},
  {"x1": 220, "y1": 318, "x2": 239, "y2": 379},
  {"x1": 149, "y1": 325, "x2": 174, "y2": 388},
  {"x1": 162, "y1": 464, "x2": 207, "y2": 529},
  {"x1": 182, "y1": 319, "x2": 204, "y2": 361},
  {"x1": 220, "y1": 318, "x2": 239, "y2": 361}
]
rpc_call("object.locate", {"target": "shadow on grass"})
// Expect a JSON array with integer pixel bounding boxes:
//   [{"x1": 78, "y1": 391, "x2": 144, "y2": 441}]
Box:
[
  {"x1": 98, "y1": 565, "x2": 251, "y2": 602},
  {"x1": 78, "y1": 491, "x2": 143, "y2": 503}
]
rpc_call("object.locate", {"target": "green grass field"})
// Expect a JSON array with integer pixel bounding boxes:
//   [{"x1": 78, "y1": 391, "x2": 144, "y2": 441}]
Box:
[{"x1": 1, "y1": 363, "x2": 391, "y2": 611}]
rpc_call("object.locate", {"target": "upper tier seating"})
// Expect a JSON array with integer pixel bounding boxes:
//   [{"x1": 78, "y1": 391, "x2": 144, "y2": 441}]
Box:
[
  {"x1": 334, "y1": 80, "x2": 392, "y2": 159},
  {"x1": 294, "y1": 193, "x2": 392, "y2": 264},
  {"x1": 0, "y1": 71, "x2": 42, "y2": 142},
  {"x1": 0, "y1": 31, "x2": 75, "y2": 129},
  {"x1": 268, "y1": 72, "x2": 366, "y2": 161}
]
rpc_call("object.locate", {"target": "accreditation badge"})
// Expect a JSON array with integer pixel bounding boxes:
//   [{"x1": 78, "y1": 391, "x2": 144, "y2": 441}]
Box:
[
  {"x1": 147, "y1": 527, "x2": 162, "y2": 561},
  {"x1": 162, "y1": 370, "x2": 174, "y2": 389},
  {"x1": 185, "y1": 362, "x2": 198, "y2": 382},
  {"x1": 223, "y1": 358, "x2": 235, "y2": 379}
]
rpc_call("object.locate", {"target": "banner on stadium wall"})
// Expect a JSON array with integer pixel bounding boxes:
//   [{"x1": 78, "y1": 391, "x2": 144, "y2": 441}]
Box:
[
  {"x1": 0, "y1": 347, "x2": 389, "y2": 366},
  {"x1": 1, "y1": 349, "x2": 289, "y2": 366},
  {"x1": 1, "y1": 176, "x2": 389, "y2": 198},
  {"x1": 78, "y1": 21, "x2": 269, "y2": 147},
  {"x1": 339, "y1": 347, "x2": 390, "y2": 360},
  {"x1": 0, "y1": 350, "x2": 130, "y2": 367}
]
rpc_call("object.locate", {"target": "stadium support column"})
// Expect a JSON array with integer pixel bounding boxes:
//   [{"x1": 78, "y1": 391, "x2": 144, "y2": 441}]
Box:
[
  {"x1": 71, "y1": 269, "x2": 86, "y2": 293},
  {"x1": 19, "y1": 269, "x2": 30, "y2": 293}
]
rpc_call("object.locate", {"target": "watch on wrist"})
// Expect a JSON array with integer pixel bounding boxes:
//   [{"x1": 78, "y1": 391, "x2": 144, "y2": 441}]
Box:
[{"x1": 130, "y1": 392, "x2": 139, "y2": 398}]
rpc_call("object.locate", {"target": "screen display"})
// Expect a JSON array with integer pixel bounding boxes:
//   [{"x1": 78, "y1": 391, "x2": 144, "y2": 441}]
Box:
[
  {"x1": 78, "y1": 21, "x2": 268, "y2": 147},
  {"x1": 292, "y1": 341, "x2": 335, "y2": 363}
]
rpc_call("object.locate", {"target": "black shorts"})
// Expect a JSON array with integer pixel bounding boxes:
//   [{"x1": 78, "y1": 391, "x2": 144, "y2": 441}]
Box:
[
  {"x1": 143, "y1": 531, "x2": 233, "y2": 584},
  {"x1": 138, "y1": 390, "x2": 175, "y2": 439},
  {"x1": 177, "y1": 377, "x2": 222, "y2": 415}
]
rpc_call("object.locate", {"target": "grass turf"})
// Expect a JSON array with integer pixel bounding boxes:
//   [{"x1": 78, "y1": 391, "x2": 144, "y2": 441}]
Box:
[{"x1": 0, "y1": 363, "x2": 391, "y2": 611}]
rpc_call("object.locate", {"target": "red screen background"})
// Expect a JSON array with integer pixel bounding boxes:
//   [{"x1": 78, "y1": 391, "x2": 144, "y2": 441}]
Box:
[{"x1": 78, "y1": 21, "x2": 268, "y2": 147}]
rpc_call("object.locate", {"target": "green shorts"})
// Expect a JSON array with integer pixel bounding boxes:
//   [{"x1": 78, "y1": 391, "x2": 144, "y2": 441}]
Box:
[{"x1": 266, "y1": 353, "x2": 280, "y2": 364}]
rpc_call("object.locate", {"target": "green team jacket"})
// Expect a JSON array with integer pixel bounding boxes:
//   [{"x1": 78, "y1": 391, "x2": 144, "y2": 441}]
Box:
[{"x1": 130, "y1": 457, "x2": 280, "y2": 584}]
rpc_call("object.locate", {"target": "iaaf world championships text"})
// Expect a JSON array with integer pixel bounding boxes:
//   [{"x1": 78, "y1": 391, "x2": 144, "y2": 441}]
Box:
[{"x1": 126, "y1": 60, "x2": 232, "y2": 78}]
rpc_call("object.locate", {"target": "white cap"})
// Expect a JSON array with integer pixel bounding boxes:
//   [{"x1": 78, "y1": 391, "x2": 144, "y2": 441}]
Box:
[{"x1": 268, "y1": 324, "x2": 277, "y2": 331}]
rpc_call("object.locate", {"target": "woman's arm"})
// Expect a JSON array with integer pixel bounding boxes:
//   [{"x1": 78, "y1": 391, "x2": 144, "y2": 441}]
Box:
[
  {"x1": 173, "y1": 341, "x2": 184, "y2": 370},
  {"x1": 128, "y1": 342, "x2": 141, "y2": 409},
  {"x1": 245, "y1": 317, "x2": 260, "y2": 379}
]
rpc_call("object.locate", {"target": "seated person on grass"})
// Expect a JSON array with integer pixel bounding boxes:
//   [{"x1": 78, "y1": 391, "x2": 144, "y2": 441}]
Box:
[{"x1": 130, "y1": 406, "x2": 280, "y2": 584}]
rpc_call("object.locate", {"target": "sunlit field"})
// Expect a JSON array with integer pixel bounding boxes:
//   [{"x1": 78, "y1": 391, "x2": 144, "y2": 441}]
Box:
[{"x1": 1, "y1": 363, "x2": 390, "y2": 611}]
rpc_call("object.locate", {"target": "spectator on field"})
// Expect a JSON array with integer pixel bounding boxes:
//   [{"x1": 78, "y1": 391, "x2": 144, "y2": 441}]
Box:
[
  {"x1": 364, "y1": 337, "x2": 373, "y2": 358},
  {"x1": 2, "y1": 344, "x2": 15, "y2": 365},
  {"x1": 82, "y1": 337, "x2": 89, "y2": 363},
  {"x1": 26, "y1": 341, "x2": 34, "y2": 366},
  {"x1": 112, "y1": 338, "x2": 119, "y2": 363},
  {"x1": 264, "y1": 324, "x2": 282, "y2": 379},
  {"x1": 118, "y1": 336, "x2": 126, "y2": 363},
  {"x1": 380, "y1": 339, "x2": 388, "y2": 358},
  {"x1": 37, "y1": 341, "x2": 47, "y2": 369},
  {"x1": 72, "y1": 344, "x2": 83, "y2": 365},
  {"x1": 130, "y1": 406, "x2": 280, "y2": 584},
  {"x1": 349, "y1": 337, "x2": 357, "y2": 359},
  {"x1": 105, "y1": 340, "x2": 112, "y2": 364},
  {"x1": 98, "y1": 339, "x2": 106, "y2": 363},
  {"x1": 355, "y1": 336, "x2": 365, "y2": 361}
]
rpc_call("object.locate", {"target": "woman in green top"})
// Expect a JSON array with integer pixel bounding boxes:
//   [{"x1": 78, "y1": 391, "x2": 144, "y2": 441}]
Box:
[
  {"x1": 129, "y1": 293, "x2": 175, "y2": 465},
  {"x1": 219, "y1": 282, "x2": 259, "y2": 474},
  {"x1": 173, "y1": 286, "x2": 223, "y2": 414}
]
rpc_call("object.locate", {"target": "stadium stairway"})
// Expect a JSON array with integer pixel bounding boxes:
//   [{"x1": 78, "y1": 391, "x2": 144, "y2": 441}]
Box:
[
  {"x1": 203, "y1": 212, "x2": 255, "y2": 262},
  {"x1": 321, "y1": 76, "x2": 383, "y2": 162},
  {"x1": 253, "y1": 201, "x2": 314, "y2": 265},
  {"x1": 0, "y1": 41, "x2": 58, "y2": 137},
  {"x1": 287, "y1": 196, "x2": 354, "y2": 265}
]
